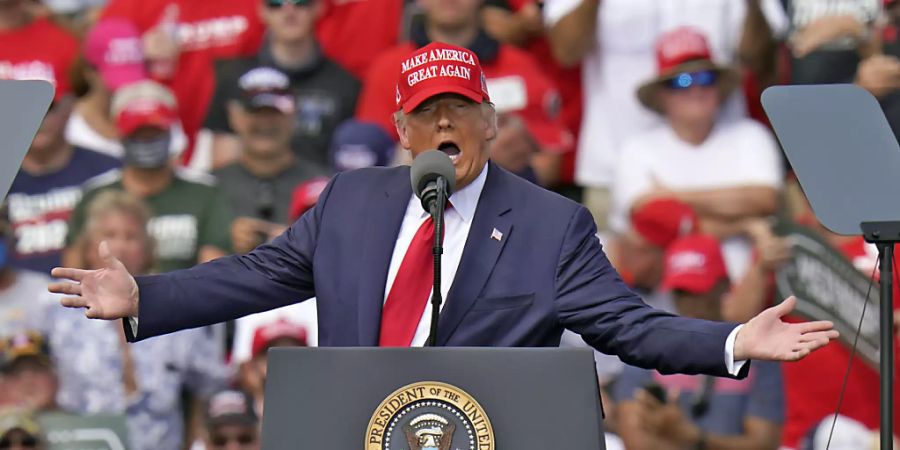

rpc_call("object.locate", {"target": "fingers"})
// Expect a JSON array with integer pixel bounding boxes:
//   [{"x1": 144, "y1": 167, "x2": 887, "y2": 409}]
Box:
[
  {"x1": 49, "y1": 267, "x2": 88, "y2": 282},
  {"x1": 49, "y1": 281, "x2": 82, "y2": 297},
  {"x1": 797, "y1": 320, "x2": 836, "y2": 334},
  {"x1": 84, "y1": 307, "x2": 103, "y2": 319},
  {"x1": 99, "y1": 240, "x2": 129, "y2": 272},
  {"x1": 60, "y1": 296, "x2": 87, "y2": 309},
  {"x1": 798, "y1": 331, "x2": 837, "y2": 349},
  {"x1": 773, "y1": 296, "x2": 797, "y2": 316},
  {"x1": 98, "y1": 240, "x2": 118, "y2": 267}
]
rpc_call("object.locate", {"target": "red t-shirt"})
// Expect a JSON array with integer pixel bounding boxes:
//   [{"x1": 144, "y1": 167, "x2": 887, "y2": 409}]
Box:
[
  {"x1": 781, "y1": 238, "x2": 900, "y2": 448},
  {"x1": 315, "y1": 0, "x2": 403, "y2": 80},
  {"x1": 355, "y1": 41, "x2": 566, "y2": 148},
  {"x1": 102, "y1": 0, "x2": 265, "y2": 163},
  {"x1": 0, "y1": 17, "x2": 78, "y2": 100}
]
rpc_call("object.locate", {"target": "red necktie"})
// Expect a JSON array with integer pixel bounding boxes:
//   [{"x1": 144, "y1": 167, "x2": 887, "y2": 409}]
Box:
[{"x1": 379, "y1": 216, "x2": 438, "y2": 346}]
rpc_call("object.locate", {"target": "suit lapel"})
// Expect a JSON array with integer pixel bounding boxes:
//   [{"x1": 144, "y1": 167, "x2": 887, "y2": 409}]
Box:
[
  {"x1": 357, "y1": 167, "x2": 411, "y2": 346},
  {"x1": 437, "y1": 163, "x2": 513, "y2": 345}
]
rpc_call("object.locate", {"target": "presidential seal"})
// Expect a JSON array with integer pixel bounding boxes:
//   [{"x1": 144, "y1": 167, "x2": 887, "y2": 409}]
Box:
[{"x1": 366, "y1": 381, "x2": 495, "y2": 450}]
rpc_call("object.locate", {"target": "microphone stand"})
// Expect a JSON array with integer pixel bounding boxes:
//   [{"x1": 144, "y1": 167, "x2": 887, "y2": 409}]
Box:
[{"x1": 426, "y1": 177, "x2": 448, "y2": 347}]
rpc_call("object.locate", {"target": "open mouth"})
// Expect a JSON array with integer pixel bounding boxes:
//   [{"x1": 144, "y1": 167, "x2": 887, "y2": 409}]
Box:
[{"x1": 438, "y1": 141, "x2": 461, "y2": 163}]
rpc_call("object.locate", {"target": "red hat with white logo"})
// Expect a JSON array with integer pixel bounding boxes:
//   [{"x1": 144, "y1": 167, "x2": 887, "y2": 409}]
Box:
[
  {"x1": 111, "y1": 80, "x2": 177, "y2": 136},
  {"x1": 662, "y1": 234, "x2": 729, "y2": 294},
  {"x1": 251, "y1": 319, "x2": 308, "y2": 358},
  {"x1": 630, "y1": 198, "x2": 699, "y2": 249},
  {"x1": 636, "y1": 26, "x2": 739, "y2": 113},
  {"x1": 396, "y1": 42, "x2": 491, "y2": 113}
]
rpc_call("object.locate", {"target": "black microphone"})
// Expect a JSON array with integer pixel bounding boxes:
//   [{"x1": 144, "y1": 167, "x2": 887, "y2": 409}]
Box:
[
  {"x1": 410, "y1": 149, "x2": 456, "y2": 212},
  {"x1": 409, "y1": 150, "x2": 456, "y2": 347}
]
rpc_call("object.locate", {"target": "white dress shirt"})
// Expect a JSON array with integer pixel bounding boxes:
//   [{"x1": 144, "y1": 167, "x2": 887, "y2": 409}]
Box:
[{"x1": 384, "y1": 161, "x2": 489, "y2": 346}]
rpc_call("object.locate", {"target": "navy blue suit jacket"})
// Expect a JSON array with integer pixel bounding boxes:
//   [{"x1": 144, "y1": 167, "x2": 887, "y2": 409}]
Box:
[{"x1": 131, "y1": 162, "x2": 743, "y2": 377}]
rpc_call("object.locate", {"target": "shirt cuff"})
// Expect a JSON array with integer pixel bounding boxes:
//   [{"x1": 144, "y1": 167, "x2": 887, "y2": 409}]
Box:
[
  {"x1": 725, "y1": 324, "x2": 747, "y2": 376},
  {"x1": 128, "y1": 317, "x2": 139, "y2": 336}
]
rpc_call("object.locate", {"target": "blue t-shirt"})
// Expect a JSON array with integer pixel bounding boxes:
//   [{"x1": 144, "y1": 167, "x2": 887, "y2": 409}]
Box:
[
  {"x1": 612, "y1": 361, "x2": 785, "y2": 436},
  {"x1": 6, "y1": 147, "x2": 120, "y2": 273}
]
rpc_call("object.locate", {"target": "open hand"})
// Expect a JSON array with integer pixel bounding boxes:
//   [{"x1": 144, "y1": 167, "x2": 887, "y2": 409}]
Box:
[
  {"x1": 48, "y1": 241, "x2": 139, "y2": 320},
  {"x1": 734, "y1": 296, "x2": 838, "y2": 361}
]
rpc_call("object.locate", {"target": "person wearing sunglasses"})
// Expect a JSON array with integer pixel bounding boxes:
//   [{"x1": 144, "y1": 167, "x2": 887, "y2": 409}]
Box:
[
  {"x1": 0, "y1": 410, "x2": 44, "y2": 450},
  {"x1": 202, "y1": 390, "x2": 260, "y2": 450},
  {"x1": 204, "y1": 0, "x2": 359, "y2": 172},
  {"x1": 611, "y1": 26, "x2": 783, "y2": 282}
]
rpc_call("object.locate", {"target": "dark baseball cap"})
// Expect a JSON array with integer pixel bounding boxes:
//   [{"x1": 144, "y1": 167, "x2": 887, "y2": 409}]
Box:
[
  {"x1": 205, "y1": 389, "x2": 258, "y2": 429},
  {"x1": 236, "y1": 67, "x2": 295, "y2": 114}
]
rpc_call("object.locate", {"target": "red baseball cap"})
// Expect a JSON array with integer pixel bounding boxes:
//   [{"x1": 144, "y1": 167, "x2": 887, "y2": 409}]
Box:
[
  {"x1": 636, "y1": 26, "x2": 739, "y2": 113},
  {"x1": 250, "y1": 319, "x2": 308, "y2": 358},
  {"x1": 491, "y1": 72, "x2": 573, "y2": 153},
  {"x1": 396, "y1": 42, "x2": 491, "y2": 113},
  {"x1": 662, "y1": 234, "x2": 728, "y2": 294},
  {"x1": 630, "y1": 198, "x2": 699, "y2": 249},
  {"x1": 111, "y1": 80, "x2": 177, "y2": 136},
  {"x1": 289, "y1": 176, "x2": 330, "y2": 222}
]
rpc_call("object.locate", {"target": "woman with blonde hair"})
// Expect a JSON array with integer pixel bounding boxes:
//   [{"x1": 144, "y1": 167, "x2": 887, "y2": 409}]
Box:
[{"x1": 44, "y1": 190, "x2": 228, "y2": 450}]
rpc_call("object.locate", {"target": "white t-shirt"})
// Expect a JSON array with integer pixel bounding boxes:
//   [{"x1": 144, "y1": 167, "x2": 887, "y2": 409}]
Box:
[
  {"x1": 610, "y1": 118, "x2": 784, "y2": 279},
  {"x1": 543, "y1": 0, "x2": 789, "y2": 188},
  {"x1": 230, "y1": 299, "x2": 319, "y2": 364},
  {"x1": 65, "y1": 110, "x2": 189, "y2": 160}
]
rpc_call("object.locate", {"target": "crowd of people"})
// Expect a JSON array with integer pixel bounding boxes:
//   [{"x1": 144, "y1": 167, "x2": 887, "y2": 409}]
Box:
[{"x1": 1, "y1": 0, "x2": 899, "y2": 449}]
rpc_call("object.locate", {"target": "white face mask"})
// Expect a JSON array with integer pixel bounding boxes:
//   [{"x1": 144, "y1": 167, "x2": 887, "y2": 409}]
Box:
[{"x1": 122, "y1": 131, "x2": 171, "y2": 169}]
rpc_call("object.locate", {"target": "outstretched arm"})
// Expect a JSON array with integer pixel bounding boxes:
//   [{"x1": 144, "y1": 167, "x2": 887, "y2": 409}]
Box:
[
  {"x1": 555, "y1": 206, "x2": 837, "y2": 376},
  {"x1": 50, "y1": 174, "x2": 341, "y2": 341}
]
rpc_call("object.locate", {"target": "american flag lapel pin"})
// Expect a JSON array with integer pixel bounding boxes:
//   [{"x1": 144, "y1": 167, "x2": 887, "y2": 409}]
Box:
[{"x1": 491, "y1": 228, "x2": 503, "y2": 242}]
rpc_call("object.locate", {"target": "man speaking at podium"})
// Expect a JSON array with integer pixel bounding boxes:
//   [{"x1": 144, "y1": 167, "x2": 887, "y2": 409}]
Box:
[{"x1": 49, "y1": 42, "x2": 837, "y2": 378}]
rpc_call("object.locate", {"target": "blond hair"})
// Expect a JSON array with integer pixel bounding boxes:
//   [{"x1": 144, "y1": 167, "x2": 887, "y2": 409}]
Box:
[{"x1": 73, "y1": 190, "x2": 156, "y2": 274}]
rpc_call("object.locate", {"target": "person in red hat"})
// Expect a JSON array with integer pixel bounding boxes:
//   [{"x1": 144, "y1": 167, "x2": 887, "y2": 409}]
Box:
[
  {"x1": 239, "y1": 319, "x2": 308, "y2": 417},
  {"x1": 54, "y1": 41, "x2": 840, "y2": 402},
  {"x1": 615, "y1": 234, "x2": 785, "y2": 450},
  {"x1": 611, "y1": 27, "x2": 783, "y2": 284},
  {"x1": 613, "y1": 197, "x2": 698, "y2": 294},
  {"x1": 63, "y1": 80, "x2": 233, "y2": 273},
  {"x1": 100, "y1": 0, "x2": 266, "y2": 166},
  {"x1": 354, "y1": 0, "x2": 571, "y2": 186}
]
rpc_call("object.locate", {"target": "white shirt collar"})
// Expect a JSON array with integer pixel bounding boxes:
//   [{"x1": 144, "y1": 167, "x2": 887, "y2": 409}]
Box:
[{"x1": 414, "y1": 161, "x2": 488, "y2": 224}]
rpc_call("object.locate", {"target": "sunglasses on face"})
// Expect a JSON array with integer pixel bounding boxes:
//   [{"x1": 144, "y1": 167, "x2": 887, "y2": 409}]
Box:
[
  {"x1": 666, "y1": 71, "x2": 717, "y2": 90},
  {"x1": 0, "y1": 435, "x2": 39, "y2": 449},
  {"x1": 210, "y1": 433, "x2": 256, "y2": 447},
  {"x1": 264, "y1": 0, "x2": 315, "y2": 8}
]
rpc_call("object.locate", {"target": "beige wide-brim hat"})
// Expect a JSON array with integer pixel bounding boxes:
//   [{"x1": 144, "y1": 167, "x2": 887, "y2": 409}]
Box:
[{"x1": 636, "y1": 59, "x2": 741, "y2": 114}]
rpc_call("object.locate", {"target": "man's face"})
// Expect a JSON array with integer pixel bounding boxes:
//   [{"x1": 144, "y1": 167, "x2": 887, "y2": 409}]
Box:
[
  {"x1": 419, "y1": 0, "x2": 482, "y2": 30},
  {"x1": 659, "y1": 82, "x2": 720, "y2": 128},
  {"x1": 4, "y1": 360, "x2": 57, "y2": 411},
  {"x1": 230, "y1": 106, "x2": 295, "y2": 159},
  {"x1": 260, "y1": 0, "x2": 319, "y2": 43},
  {"x1": 489, "y1": 114, "x2": 537, "y2": 174},
  {"x1": 28, "y1": 98, "x2": 72, "y2": 160},
  {"x1": 617, "y1": 231, "x2": 664, "y2": 291},
  {"x1": 398, "y1": 94, "x2": 495, "y2": 190},
  {"x1": 207, "y1": 423, "x2": 259, "y2": 450},
  {"x1": 672, "y1": 281, "x2": 728, "y2": 321}
]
